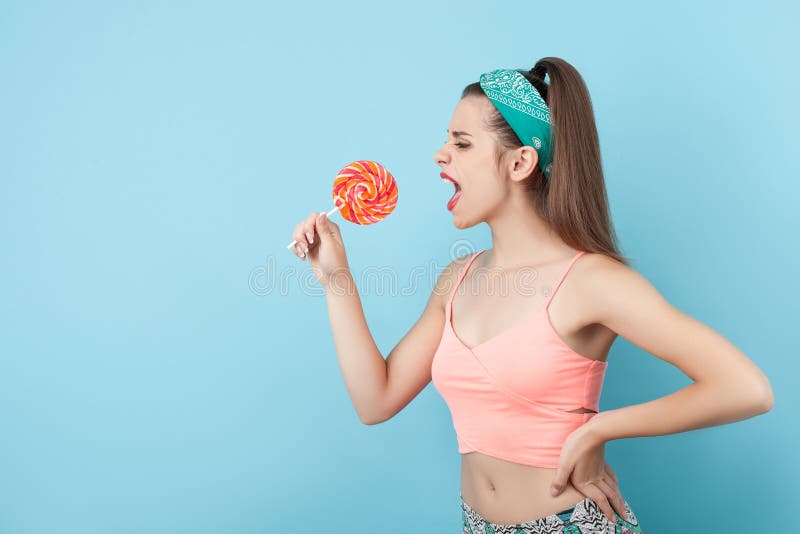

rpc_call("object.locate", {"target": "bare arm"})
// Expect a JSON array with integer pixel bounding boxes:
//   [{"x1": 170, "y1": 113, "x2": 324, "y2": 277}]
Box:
[
  {"x1": 323, "y1": 268, "x2": 387, "y2": 424},
  {"x1": 293, "y1": 210, "x2": 465, "y2": 425},
  {"x1": 577, "y1": 254, "x2": 774, "y2": 444},
  {"x1": 325, "y1": 257, "x2": 463, "y2": 425},
  {"x1": 373, "y1": 257, "x2": 463, "y2": 423}
]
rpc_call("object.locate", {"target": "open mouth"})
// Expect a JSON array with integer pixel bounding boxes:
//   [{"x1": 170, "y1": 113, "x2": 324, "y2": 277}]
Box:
[{"x1": 440, "y1": 172, "x2": 462, "y2": 211}]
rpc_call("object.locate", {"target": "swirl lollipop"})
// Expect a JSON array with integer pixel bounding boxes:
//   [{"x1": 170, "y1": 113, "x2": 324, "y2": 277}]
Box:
[{"x1": 286, "y1": 160, "x2": 398, "y2": 250}]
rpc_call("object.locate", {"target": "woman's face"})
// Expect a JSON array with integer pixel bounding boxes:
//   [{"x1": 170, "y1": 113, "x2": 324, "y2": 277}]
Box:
[{"x1": 432, "y1": 96, "x2": 507, "y2": 227}]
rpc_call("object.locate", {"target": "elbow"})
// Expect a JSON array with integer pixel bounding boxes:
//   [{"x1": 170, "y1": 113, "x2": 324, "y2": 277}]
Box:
[
  {"x1": 756, "y1": 377, "x2": 775, "y2": 413},
  {"x1": 360, "y1": 414, "x2": 381, "y2": 425},
  {"x1": 745, "y1": 373, "x2": 774, "y2": 414},
  {"x1": 359, "y1": 409, "x2": 387, "y2": 426},
  {"x1": 361, "y1": 417, "x2": 382, "y2": 426},
  {"x1": 357, "y1": 391, "x2": 392, "y2": 425}
]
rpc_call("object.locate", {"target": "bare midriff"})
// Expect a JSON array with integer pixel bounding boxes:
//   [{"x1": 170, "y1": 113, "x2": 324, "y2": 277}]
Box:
[{"x1": 460, "y1": 407, "x2": 596, "y2": 525}]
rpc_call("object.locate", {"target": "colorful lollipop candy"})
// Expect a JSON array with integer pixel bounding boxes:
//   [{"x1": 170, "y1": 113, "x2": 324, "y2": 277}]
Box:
[
  {"x1": 286, "y1": 160, "x2": 398, "y2": 250},
  {"x1": 333, "y1": 160, "x2": 398, "y2": 224}
]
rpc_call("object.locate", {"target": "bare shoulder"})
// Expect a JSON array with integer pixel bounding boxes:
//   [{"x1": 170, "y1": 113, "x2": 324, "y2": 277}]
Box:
[
  {"x1": 570, "y1": 251, "x2": 655, "y2": 328},
  {"x1": 574, "y1": 250, "x2": 629, "y2": 273},
  {"x1": 429, "y1": 252, "x2": 473, "y2": 311}
]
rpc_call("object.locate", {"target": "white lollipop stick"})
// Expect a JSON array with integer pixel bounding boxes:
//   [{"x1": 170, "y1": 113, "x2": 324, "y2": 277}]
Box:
[{"x1": 286, "y1": 205, "x2": 340, "y2": 250}]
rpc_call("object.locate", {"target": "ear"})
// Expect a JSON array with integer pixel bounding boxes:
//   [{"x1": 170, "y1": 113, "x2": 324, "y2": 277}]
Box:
[{"x1": 507, "y1": 145, "x2": 539, "y2": 183}]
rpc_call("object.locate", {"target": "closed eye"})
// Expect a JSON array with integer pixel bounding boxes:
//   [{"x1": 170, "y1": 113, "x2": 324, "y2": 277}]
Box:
[{"x1": 444, "y1": 140, "x2": 470, "y2": 148}]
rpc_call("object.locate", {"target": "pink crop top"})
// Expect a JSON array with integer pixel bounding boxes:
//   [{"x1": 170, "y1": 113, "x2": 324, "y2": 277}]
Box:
[{"x1": 430, "y1": 249, "x2": 607, "y2": 468}]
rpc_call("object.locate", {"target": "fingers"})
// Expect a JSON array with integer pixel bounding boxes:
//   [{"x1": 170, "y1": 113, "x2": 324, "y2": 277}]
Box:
[
  {"x1": 549, "y1": 462, "x2": 572, "y2": 497},
  {"x1": 292, "y1": 212, "x2": 319, "y2": 260},
  {"x1": 314, "y1": 212, "x2": 329, "y2": 236},
  {"x1": 315, "y1": 211, "x2": 341, "y2": 240},
  {"x1": 291, "y1": 211, "x2": 342, "y2": 261},
  {"x1": 597, "y1": 476, "x2": 627, "y2": 523},
  {"x1": 292, "y1": 225, "x2": 308, "y2": 260},
  {"x1": 602, "y1": 462, "x2": 626, "y2": 519},
  {"x1": 604, "y1": 462, "x2": 619, "y2": 486},
  {"x1": 303, "y1": 212, "x2": 317, "y2": 248},
  {"x1": 580, "y1": 483, "x2": 617, "y2": 524}
]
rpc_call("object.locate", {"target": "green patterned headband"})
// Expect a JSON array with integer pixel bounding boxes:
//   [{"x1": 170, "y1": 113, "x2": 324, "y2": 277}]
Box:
[{"x1": 479, "y1": 68, "x2": 553, "y2": 179}]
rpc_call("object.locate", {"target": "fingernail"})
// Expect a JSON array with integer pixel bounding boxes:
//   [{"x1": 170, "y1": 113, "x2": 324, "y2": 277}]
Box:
[{"x1": 306, "y1": 232, "x2": 313, "y2": 244}]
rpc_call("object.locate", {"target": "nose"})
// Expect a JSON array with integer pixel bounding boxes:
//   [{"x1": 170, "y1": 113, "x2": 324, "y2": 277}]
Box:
[{"x1": 433, "y1": 143, "x2": 449, "y2": 166}]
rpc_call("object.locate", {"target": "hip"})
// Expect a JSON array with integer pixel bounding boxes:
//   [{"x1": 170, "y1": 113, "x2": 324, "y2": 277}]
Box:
[{"x1": 461, "y1": 493, "x2": 644, "y2": 534}]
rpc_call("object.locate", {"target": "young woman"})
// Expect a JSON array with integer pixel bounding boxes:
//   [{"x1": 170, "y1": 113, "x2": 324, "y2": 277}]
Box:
[{"x1": 289, "y1": 57, "x2": 774, "y2": 533}]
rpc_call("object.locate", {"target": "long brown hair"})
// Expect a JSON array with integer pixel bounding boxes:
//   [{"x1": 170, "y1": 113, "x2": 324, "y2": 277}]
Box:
[{"x1": 462, "y1": 57, "x2": 630, "y2": 266}]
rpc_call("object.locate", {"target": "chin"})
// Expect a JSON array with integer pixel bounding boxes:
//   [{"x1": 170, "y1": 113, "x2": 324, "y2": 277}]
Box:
[{"x1": 453, "y1": 215, "x2": 480, "y2": 230}]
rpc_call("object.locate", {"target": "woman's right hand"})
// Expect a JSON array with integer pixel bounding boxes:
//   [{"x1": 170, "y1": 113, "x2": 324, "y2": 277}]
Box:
[{"x1": 291, "y1": 211, "x2": 350, "y2": 288}]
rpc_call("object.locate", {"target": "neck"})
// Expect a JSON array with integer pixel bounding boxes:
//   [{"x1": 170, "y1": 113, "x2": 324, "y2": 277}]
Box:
[{"x1": 484, "y1": 190, "x2": 575, "y2": 269}]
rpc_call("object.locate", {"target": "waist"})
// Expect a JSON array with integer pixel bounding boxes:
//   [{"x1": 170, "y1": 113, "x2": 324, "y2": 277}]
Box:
[
  {"x1": 460, "y1": 451, "x2": 587, "y2": 524},
  {"x1": 453, "y1": 408, "x2": 597, "y2": 468}
]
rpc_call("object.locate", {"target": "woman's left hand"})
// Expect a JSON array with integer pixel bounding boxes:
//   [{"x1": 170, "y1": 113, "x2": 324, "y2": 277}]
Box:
[{"x1": 549, "y1": 422, "x2": 627, "y2": 523}]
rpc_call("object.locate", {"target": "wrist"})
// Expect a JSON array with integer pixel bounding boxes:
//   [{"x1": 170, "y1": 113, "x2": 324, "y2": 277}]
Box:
[
  {"x1": 324, "y1": 266, "x2": 354, "y2": 295},
  {"x1": 582, "y1": 410, "x2": 612, "y2": 446}
]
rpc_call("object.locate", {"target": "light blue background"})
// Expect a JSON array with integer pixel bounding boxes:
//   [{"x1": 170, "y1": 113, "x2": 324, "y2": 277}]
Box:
[{"x1": 1, "y1": 1, "x2": 796, "y2": 532}]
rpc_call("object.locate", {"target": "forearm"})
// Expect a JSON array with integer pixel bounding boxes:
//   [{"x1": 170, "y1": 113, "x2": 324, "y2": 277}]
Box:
[
  {"x1": 586, "y1": 377, "x2": 773, "y2": 444},
  {"x1": 324, "y1": 268, "x2": 387, "y2": 424}
]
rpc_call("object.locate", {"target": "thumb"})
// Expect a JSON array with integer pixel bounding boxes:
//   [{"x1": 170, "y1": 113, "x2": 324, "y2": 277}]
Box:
[
  {"x1": 315, "y1": 212, "x2": 339, "y2": 240},
  {"x1": 550, "y1": 466, "x2": 570, "y2": 496}
]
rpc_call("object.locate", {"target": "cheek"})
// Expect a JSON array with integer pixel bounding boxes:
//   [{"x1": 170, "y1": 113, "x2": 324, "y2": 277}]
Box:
[
  {"x1": 456, "y1": 151, "x2": 501, "y2": 194},
  {"x1": 480, "y1": 182, "x2": 505, "y2": 205},
  {"x1": 477, "y1": 157, "x2": 503, "y2": 190},
  {"x1": 467, "y1": 177, "x2": 503, "y2": 209},
  {"x1": 479, "y1": 167, "x2": 511, "y2": 204}
]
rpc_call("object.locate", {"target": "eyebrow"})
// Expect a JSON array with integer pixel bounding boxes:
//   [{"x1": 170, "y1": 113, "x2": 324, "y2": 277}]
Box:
[{"x1": 446, "y1": 129, "x2": 472, "y2": 137}]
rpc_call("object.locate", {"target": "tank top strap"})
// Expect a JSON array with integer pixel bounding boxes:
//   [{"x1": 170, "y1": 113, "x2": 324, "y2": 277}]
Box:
[
  {"x1": 543, "y1": 250, "x2": 587, "y2": 308},
  {"x1": 446, "y1": 250, "x2": 486, "y2": 318}
]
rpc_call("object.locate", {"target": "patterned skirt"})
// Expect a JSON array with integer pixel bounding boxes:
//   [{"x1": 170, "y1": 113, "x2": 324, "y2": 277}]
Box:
[{"x1": 461, "y1": 493, "x2": 644, "y2": 534}]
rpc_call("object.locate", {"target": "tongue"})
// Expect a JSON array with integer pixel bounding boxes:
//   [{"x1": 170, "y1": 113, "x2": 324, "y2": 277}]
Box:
[{"x1": 447, "y1": 187, "x2": 462, "y2": 210}]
